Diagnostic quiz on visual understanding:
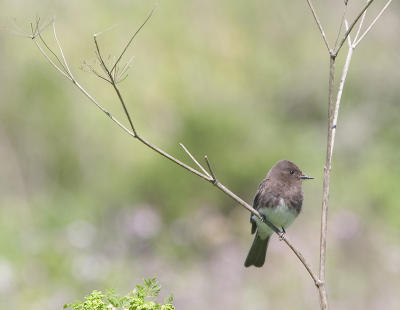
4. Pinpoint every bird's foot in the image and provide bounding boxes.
[261,215,282,236]
[261,214,268,223]
[278,227,286,241]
